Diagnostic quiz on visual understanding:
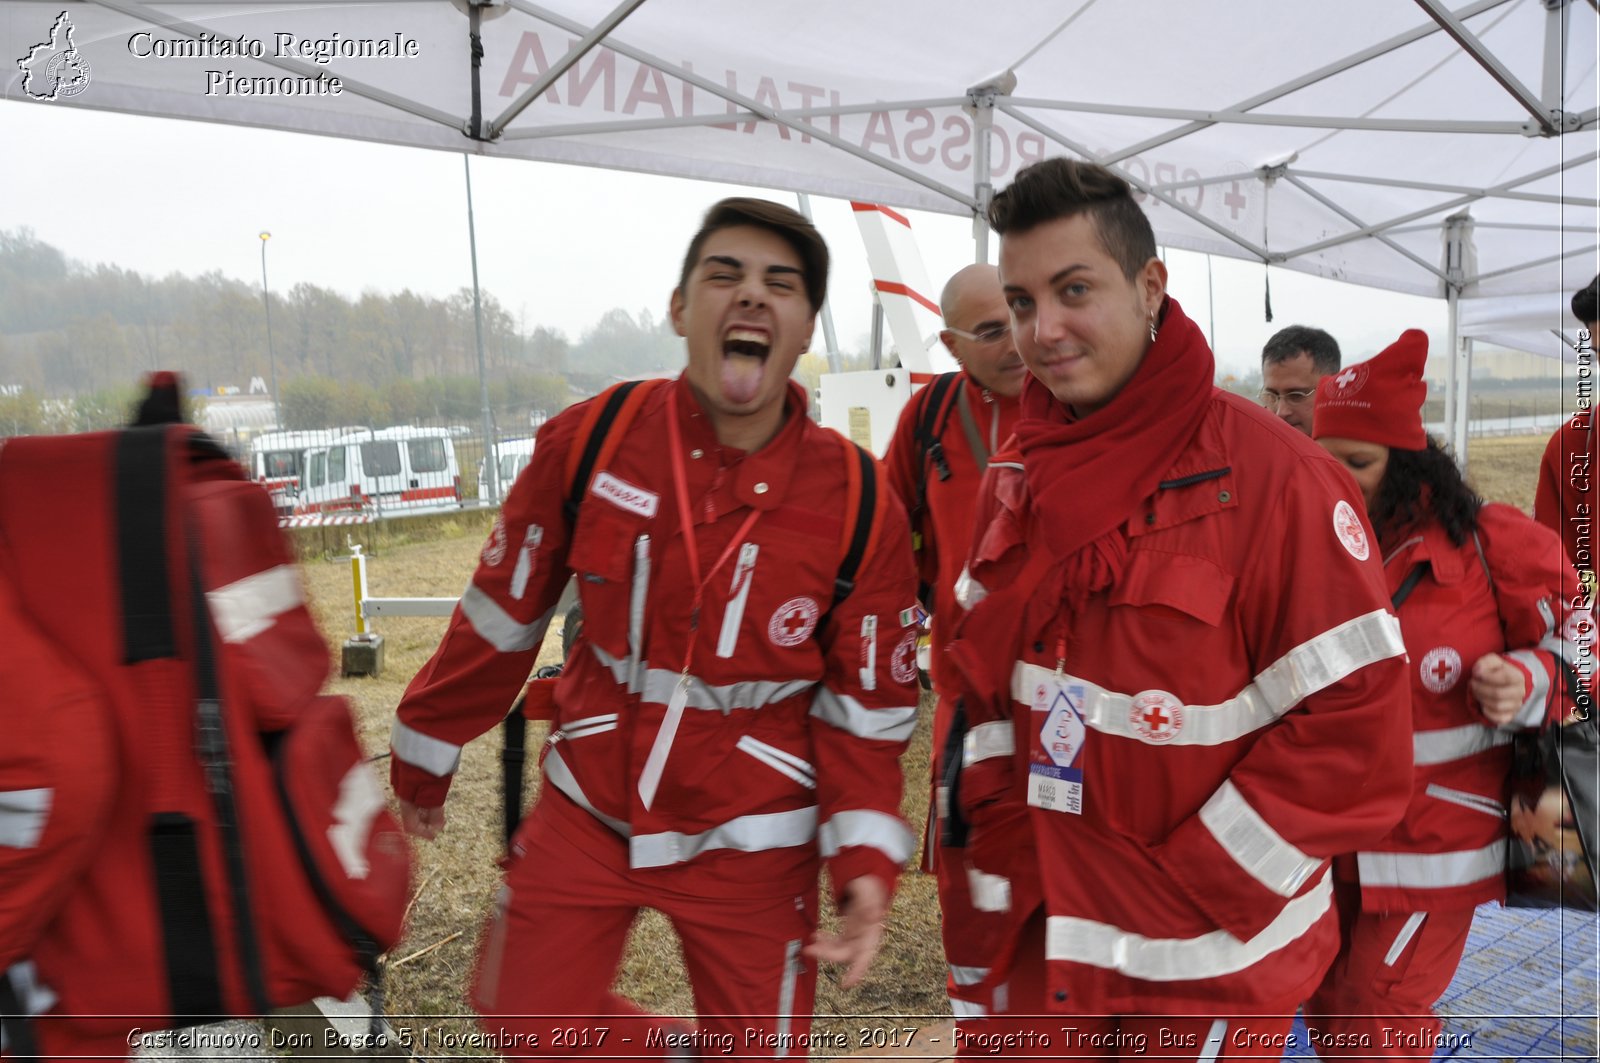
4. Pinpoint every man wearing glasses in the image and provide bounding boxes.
[884,263,1024,1025]
[1260,325,1342,436]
